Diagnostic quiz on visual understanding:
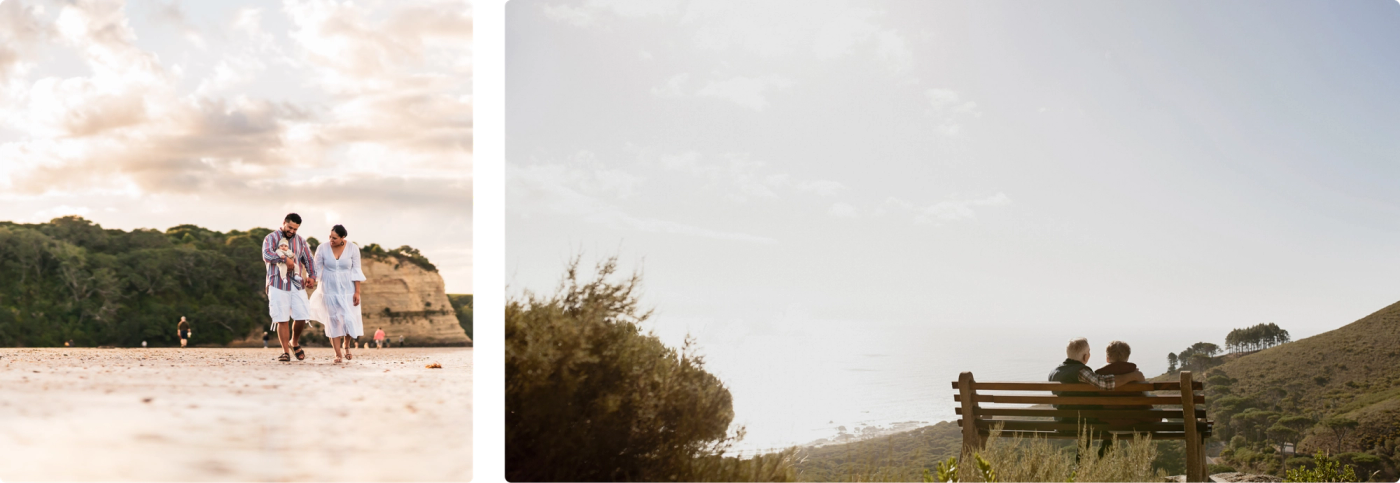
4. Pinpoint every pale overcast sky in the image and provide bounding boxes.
[507,0,1400,374]
[0,0,473,292]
